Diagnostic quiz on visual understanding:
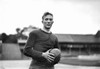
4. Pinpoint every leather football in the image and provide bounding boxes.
[46,48,61,66]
